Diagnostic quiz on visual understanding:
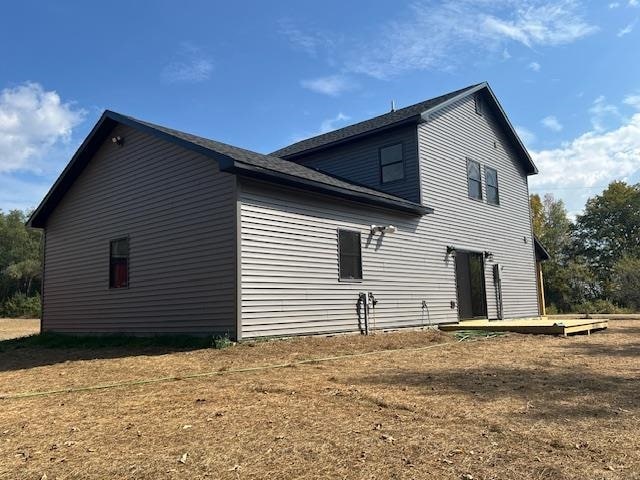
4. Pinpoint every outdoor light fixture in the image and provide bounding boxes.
[111,136,124,146]
[484,251,494,260]
[446,245,456,255]
[370,224,397,234]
